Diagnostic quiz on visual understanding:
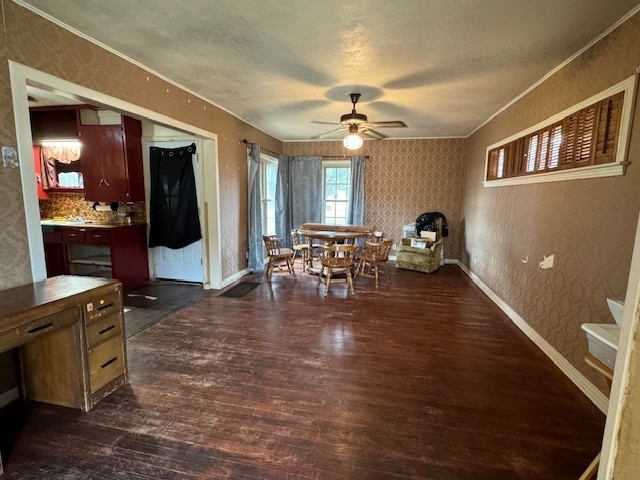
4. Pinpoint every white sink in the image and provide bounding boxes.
[581,323,620,370]
[580,298,625,369]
